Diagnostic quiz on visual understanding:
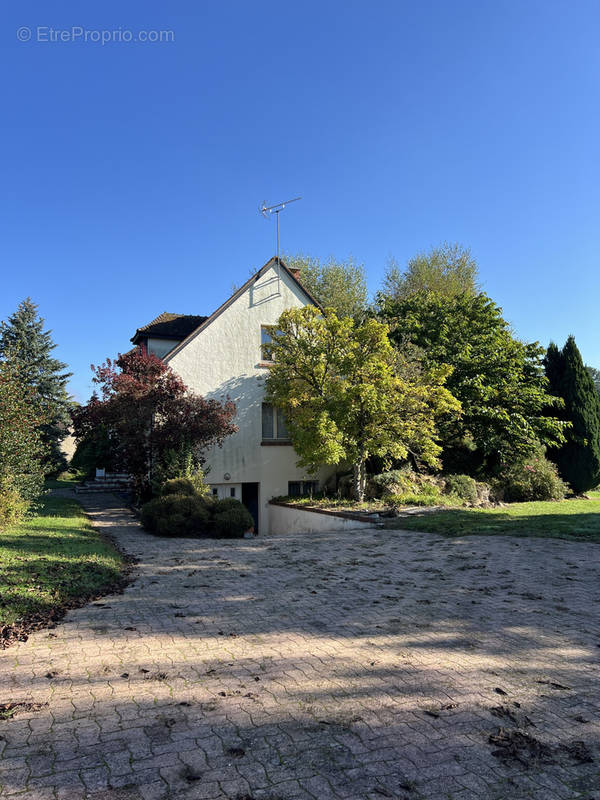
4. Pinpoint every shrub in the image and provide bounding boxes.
[370,466,442,498]
[443,474,478,504]
[498,456,568,502]
[153,462,209,498]
[161,477,197,496]
[212,504,254,538]
[140,493,210,537]
[213,497,243,513]
[140,492,252,538]
[382,488,442,507]
[0,477,29,530]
